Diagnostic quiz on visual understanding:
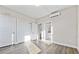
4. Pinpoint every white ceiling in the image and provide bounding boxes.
[4,5,72,19]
